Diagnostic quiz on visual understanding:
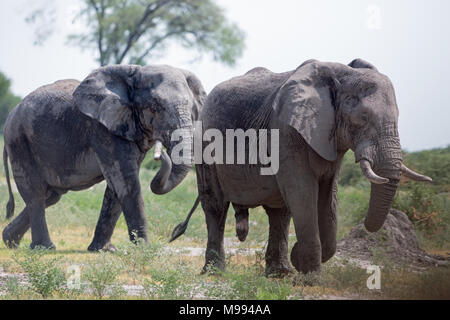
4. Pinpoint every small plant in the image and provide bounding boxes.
[12,247,66,299]
[117,236,163,282]
[216,264,293,300]
[5,277,25,299]
[84,253,123,299]
[143,260,195,300]
[319,260,369,293]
